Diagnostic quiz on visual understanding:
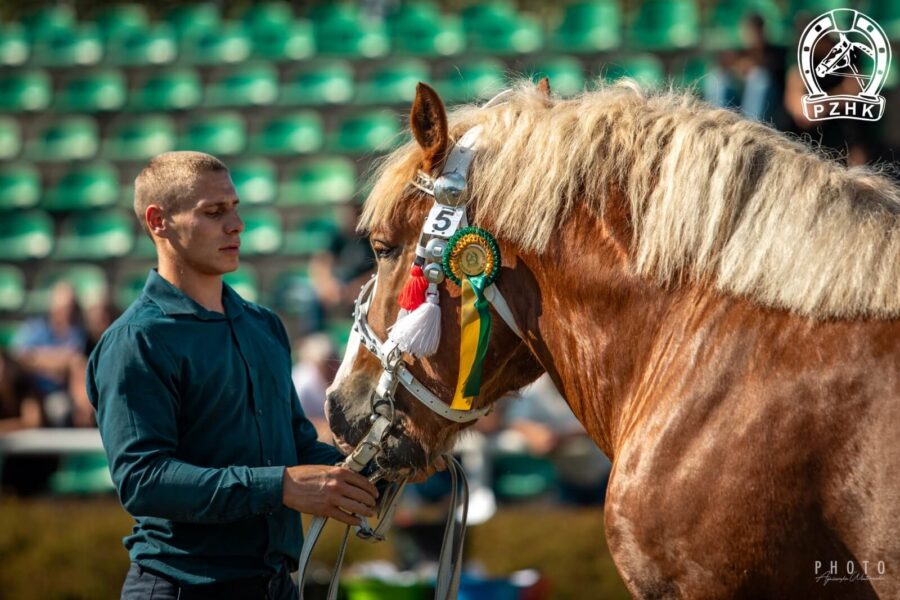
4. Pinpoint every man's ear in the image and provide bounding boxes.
[409,82,449,171]
[145,205,167,239]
